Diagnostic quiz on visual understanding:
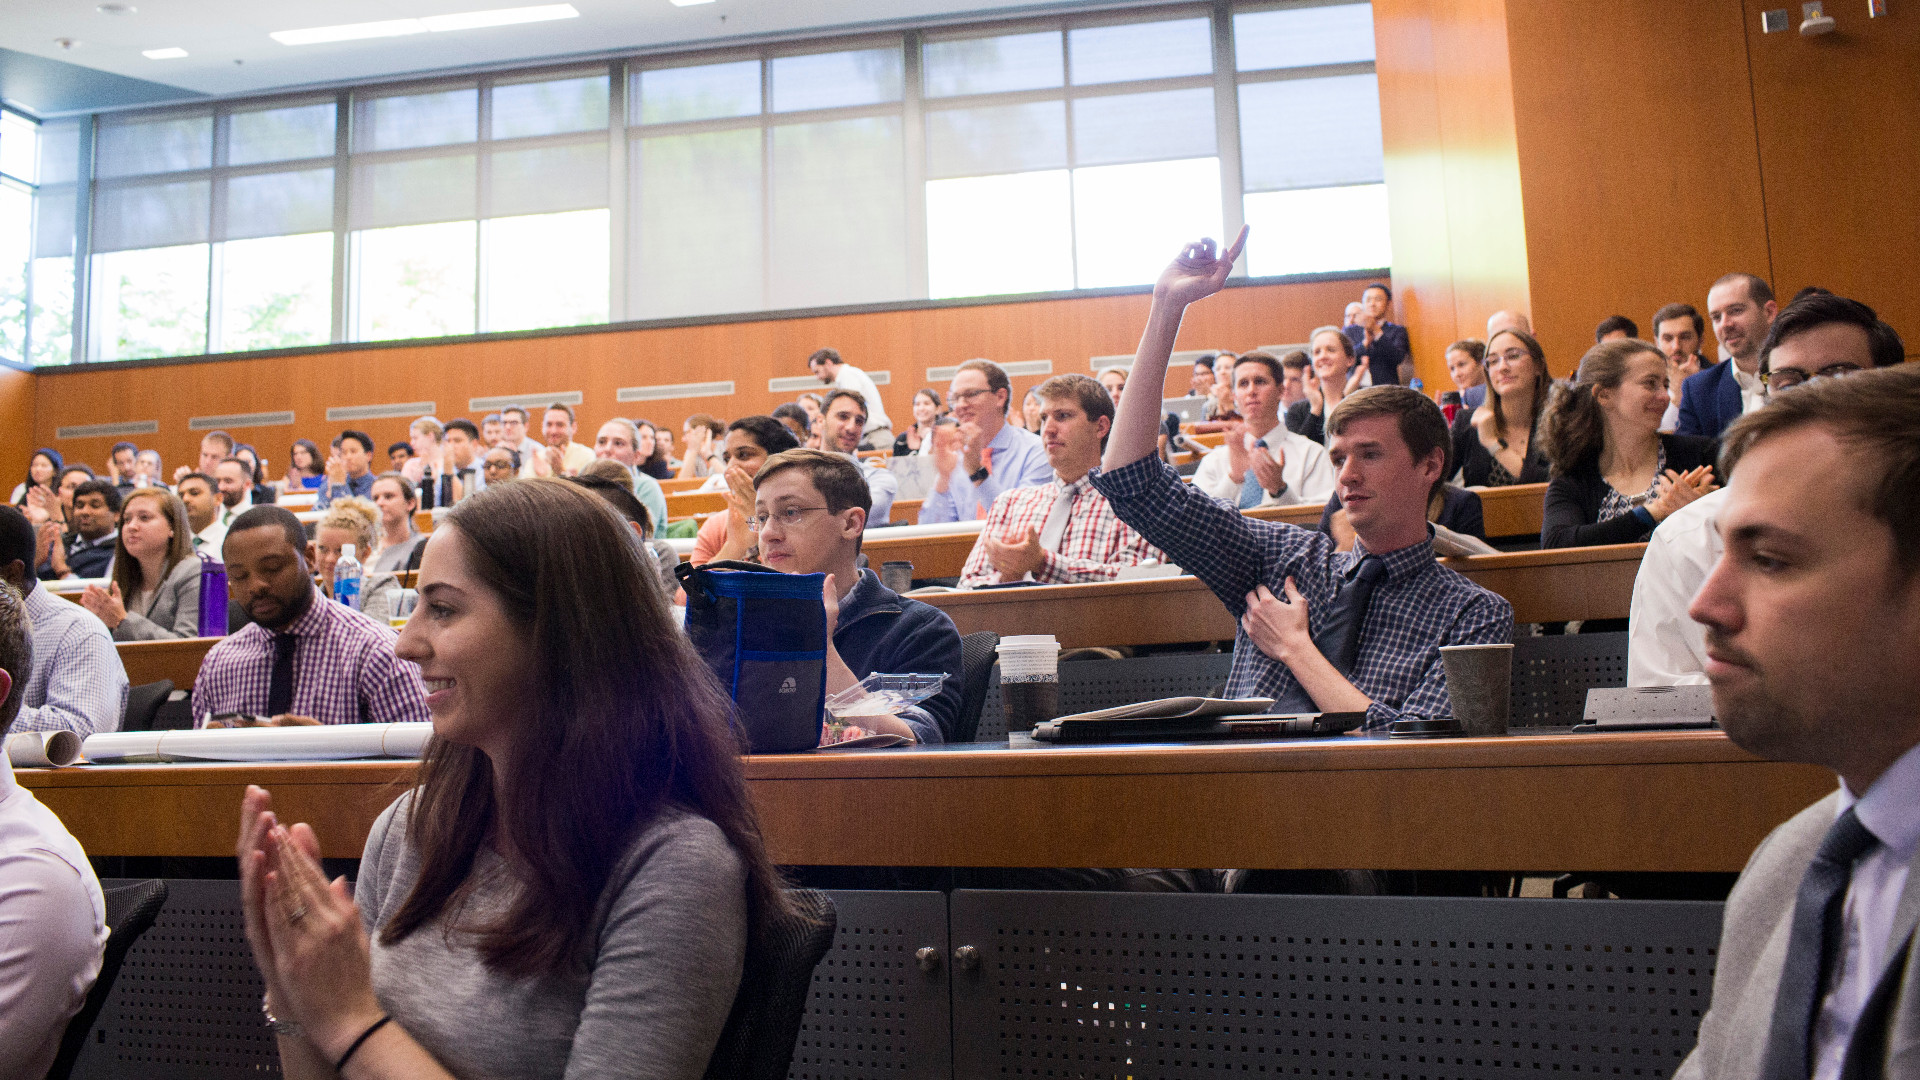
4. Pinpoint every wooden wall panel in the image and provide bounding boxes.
[0,366,34,490]
[32,277,1367,471]
[1504,0,1772,375]
[1741,1,1919,354]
